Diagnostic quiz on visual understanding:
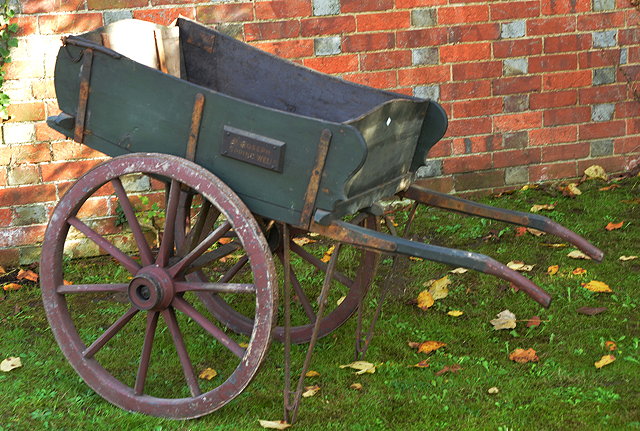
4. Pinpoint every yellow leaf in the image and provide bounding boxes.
[572,268,587,275]
[198,368,218,380]
[604,341,617,351]
[567,250,591,260]
[449,267,468,274]
[584,165,608,181]
[447,310,464,317]
[305,370,320,377]
[336,295,346,306]
[428,276,451,300]
[507,261,535,272]
[520,184,539,191]
[416,341,447,354]
[339,361,376,375]
[605,221,624,231]
[488,387,499,394]
[320,245,335,263]
[0,357,22,372]
[619,255,638,261]
[414,360,430,368]
[258,420,291,430]
[541,243,568,248]
[530,203,556,213]
[509,348,539,363]
[490,309,517,330]
[302,385,320,398]
[594,354,615,369]
[416,290,434,310]
[564,183,582,197]
[527,228,545,236]
[350,382,363,390]
[239,342,249,348]
[0,266,5,275]
[409,256,423,261]
[581,280,612,293]
[2,283,21,291]
[292,237,316,246]
[547,265,559,275]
